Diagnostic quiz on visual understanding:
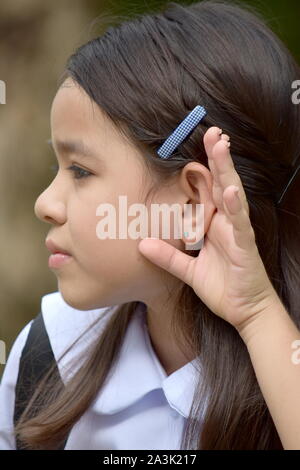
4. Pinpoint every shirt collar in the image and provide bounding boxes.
[93,302,199,418]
